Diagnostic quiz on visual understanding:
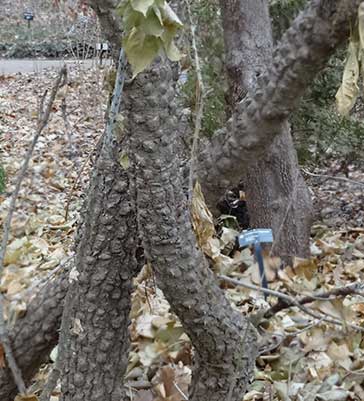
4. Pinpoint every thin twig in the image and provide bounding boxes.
[264,282,364,318]
[105,48,127,145]
[64,147,95,221]
[173,382,188,401]
[302,168,364,188]
[39,363,60,401]
[185,0,205,200]
[0,295,26,394]
[218,275,364,332]
[0,66,67,395]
